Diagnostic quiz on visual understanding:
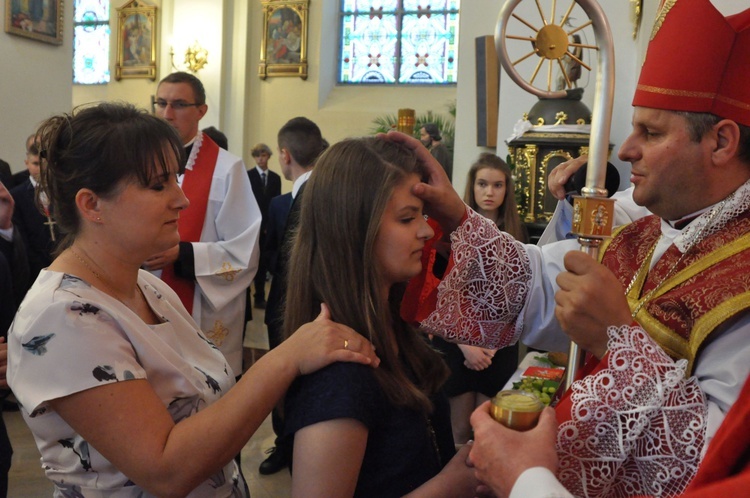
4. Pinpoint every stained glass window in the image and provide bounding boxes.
[73,0,110,85]
[340,0,459,85]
